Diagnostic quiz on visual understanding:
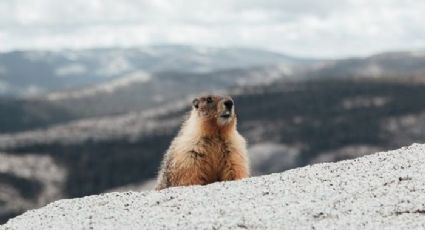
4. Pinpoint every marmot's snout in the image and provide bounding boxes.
[220,99,234,119]
[224,99,233,110]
